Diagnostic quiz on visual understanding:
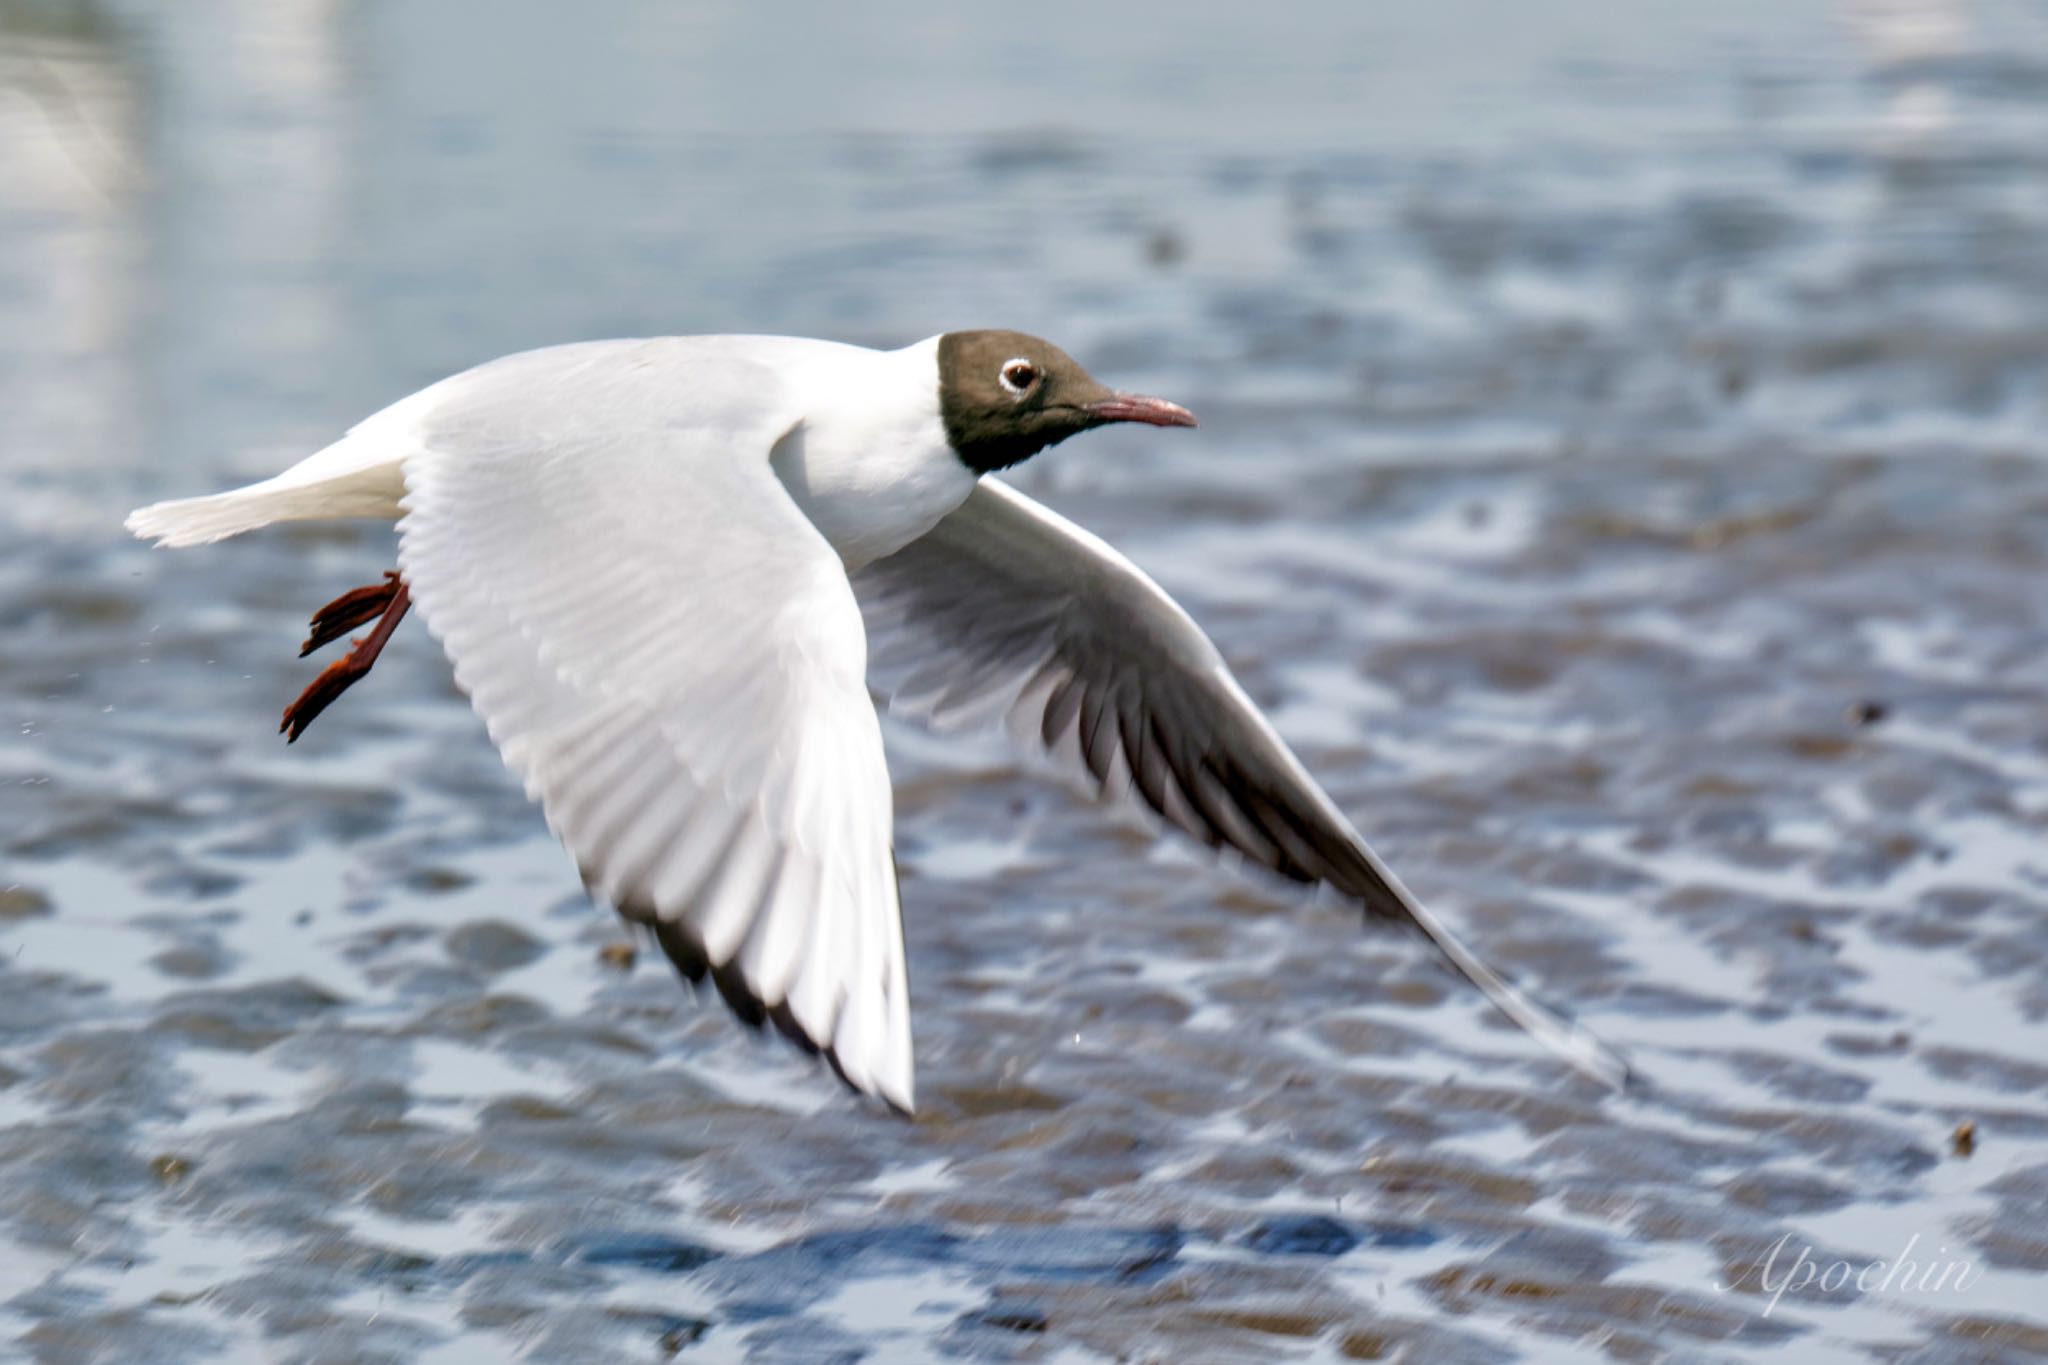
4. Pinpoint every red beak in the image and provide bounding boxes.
[1085,392,1198,428]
